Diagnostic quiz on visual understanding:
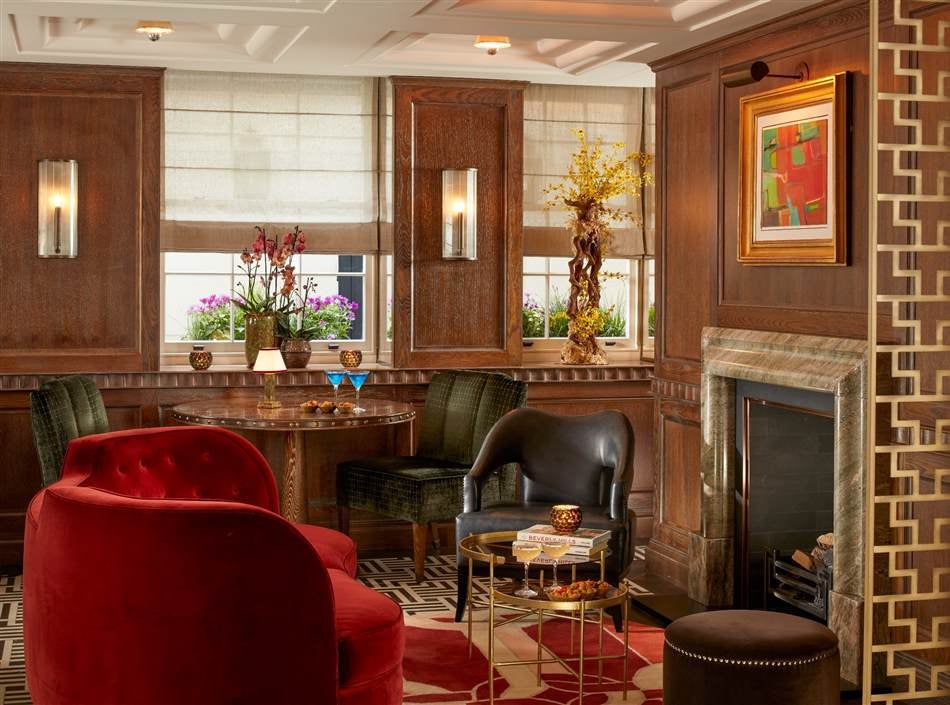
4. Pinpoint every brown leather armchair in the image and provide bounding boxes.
[455,407,634,626]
